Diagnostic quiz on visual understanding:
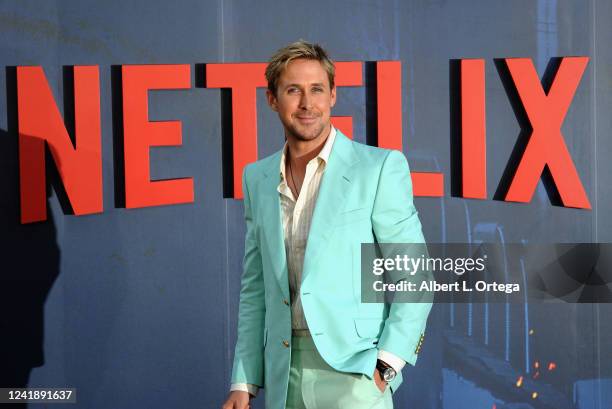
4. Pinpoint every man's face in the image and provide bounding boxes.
[267,58,336,142]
